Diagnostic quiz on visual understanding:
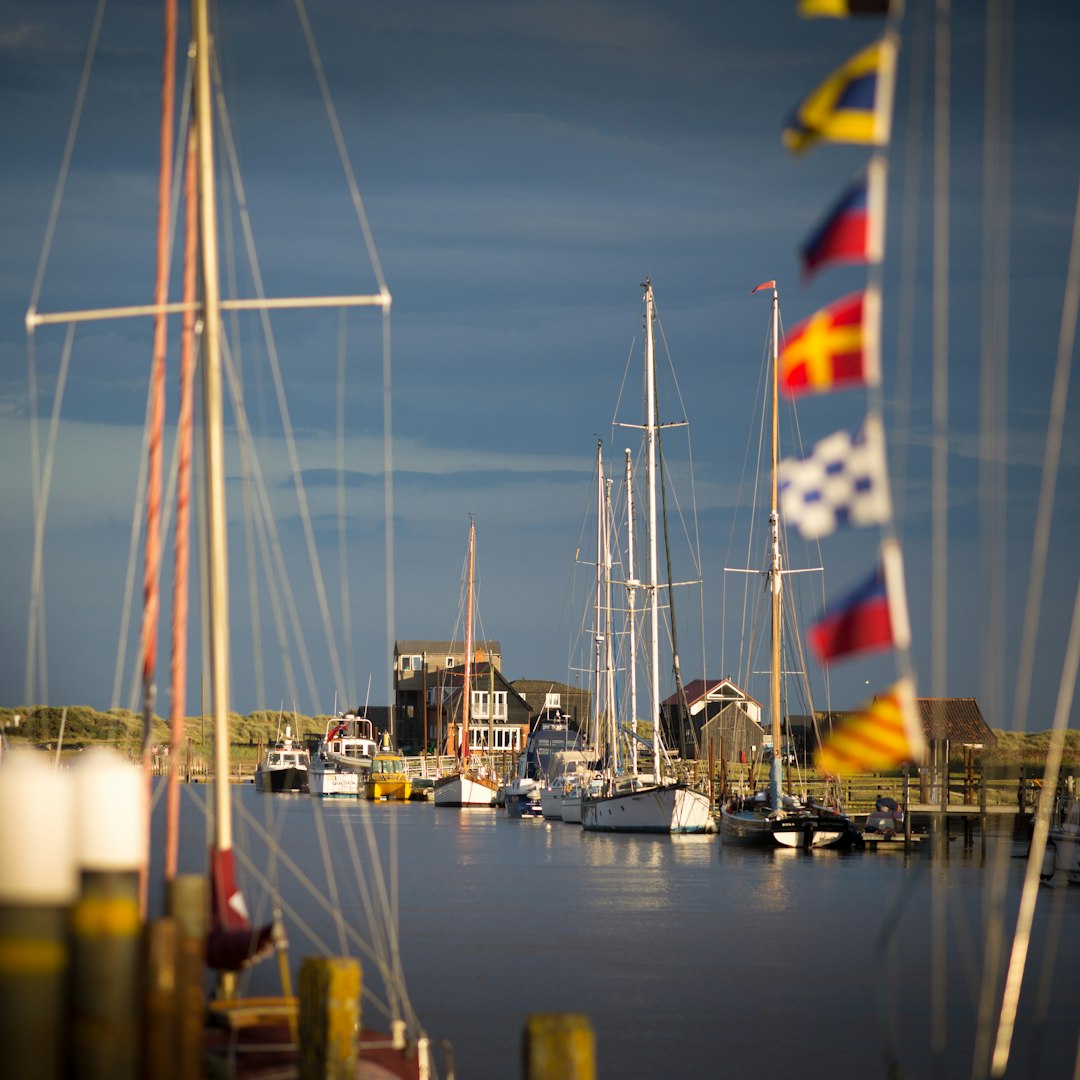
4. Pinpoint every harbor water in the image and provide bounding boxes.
[152,783,1080,1078]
